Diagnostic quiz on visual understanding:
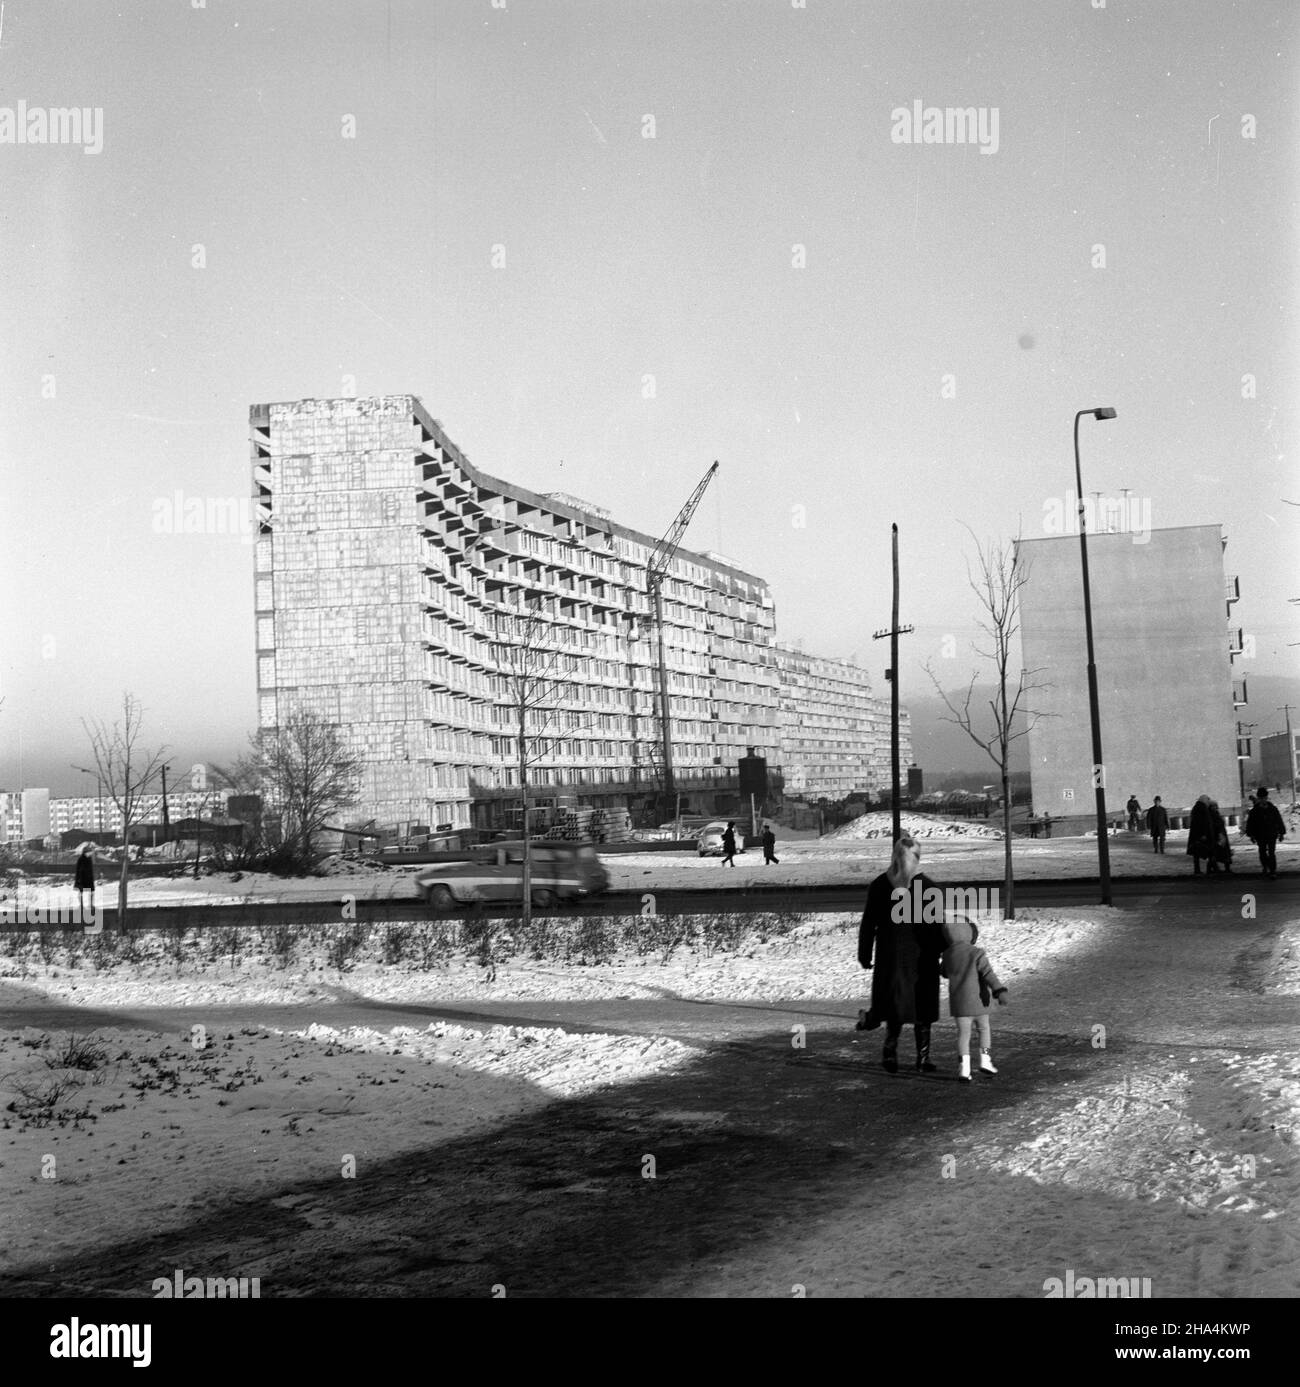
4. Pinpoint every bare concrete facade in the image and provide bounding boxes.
[252,396,788,831]
[1017,524,1242,819]
[774,646,912,800]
